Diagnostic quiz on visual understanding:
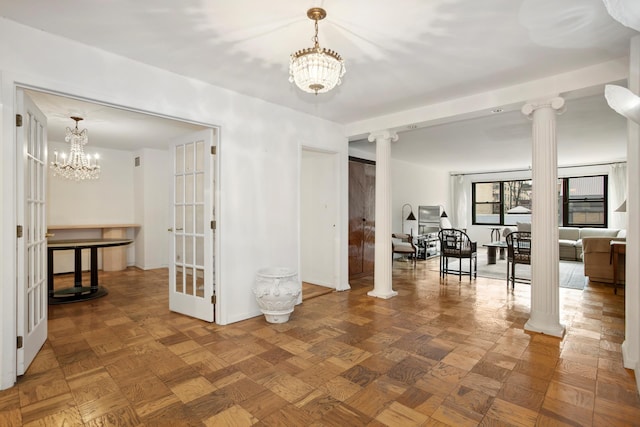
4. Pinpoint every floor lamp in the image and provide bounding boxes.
[402,203,416,236]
